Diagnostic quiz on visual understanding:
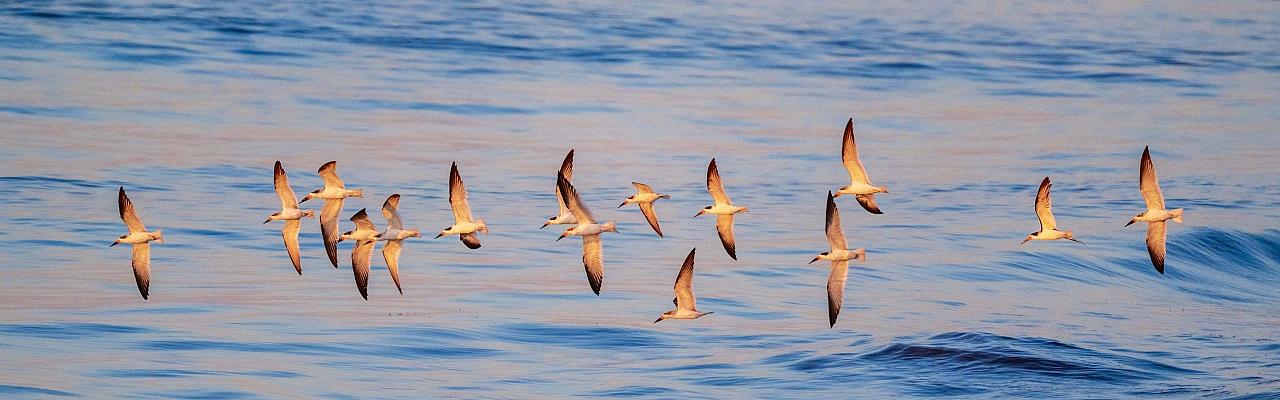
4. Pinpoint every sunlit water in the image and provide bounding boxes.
[2,1,1279,398]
